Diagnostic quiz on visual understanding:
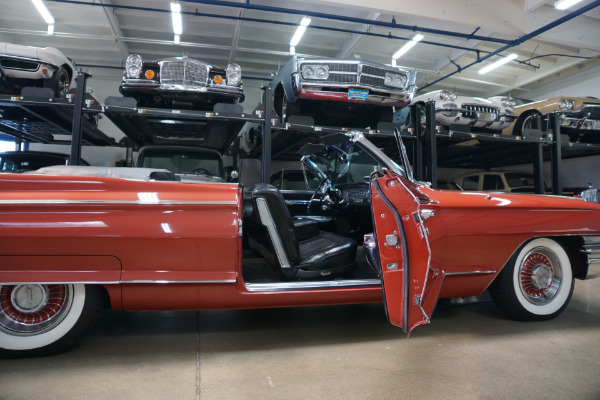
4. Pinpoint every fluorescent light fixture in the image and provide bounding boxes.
[47,23,54,35]
[290,46,296,55]
[174,34,180,44]
[290,17,311,47]
[171,2,182,35]
[478,53,518,75]
[554,0,584,10]
[392,33,424,60]
[31,0,55,25]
